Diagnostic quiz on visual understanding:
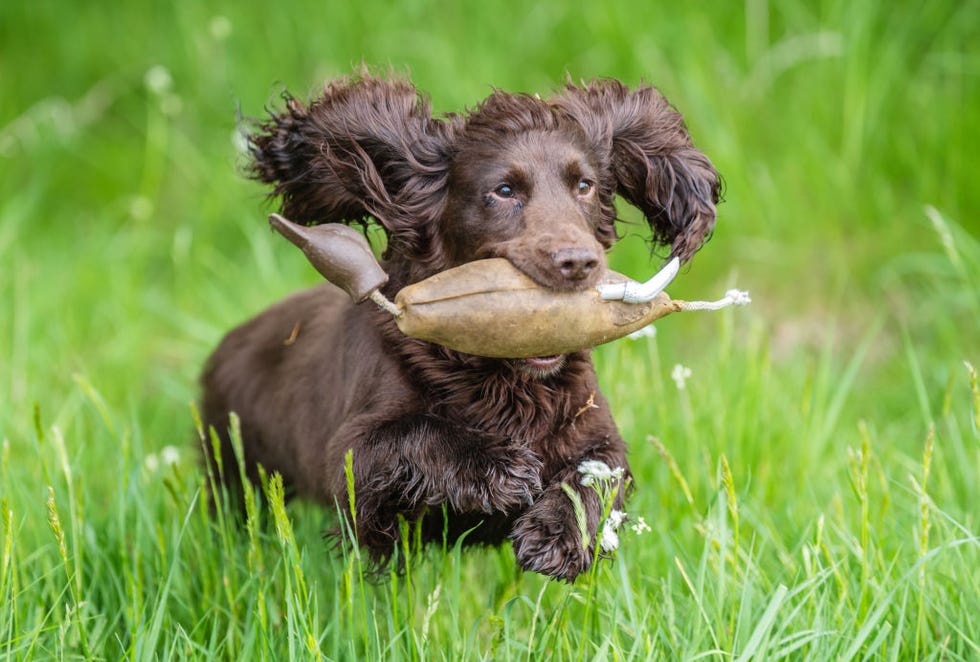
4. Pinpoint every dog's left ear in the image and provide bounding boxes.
[553,80,721,263]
